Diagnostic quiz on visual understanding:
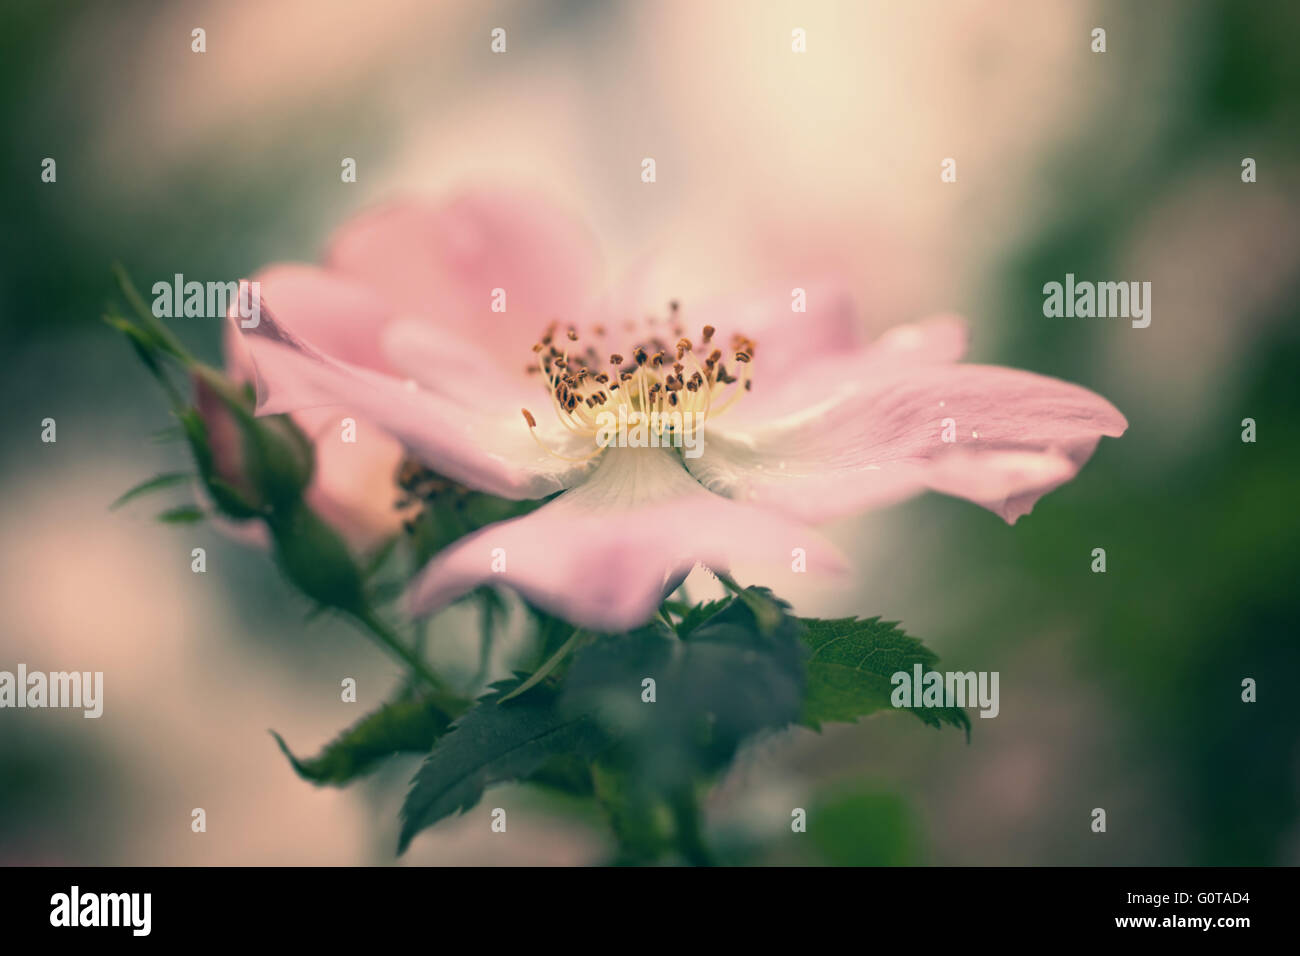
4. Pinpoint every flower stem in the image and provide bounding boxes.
[354,609,465,715]
[668,786,715,867]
